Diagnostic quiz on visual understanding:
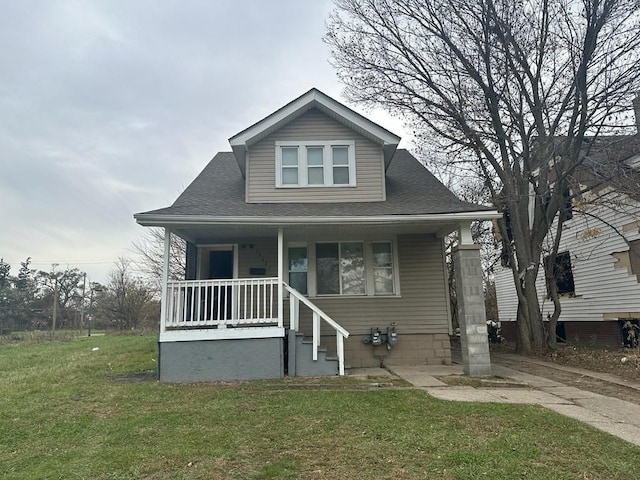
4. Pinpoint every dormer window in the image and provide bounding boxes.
[276,140,356,187]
